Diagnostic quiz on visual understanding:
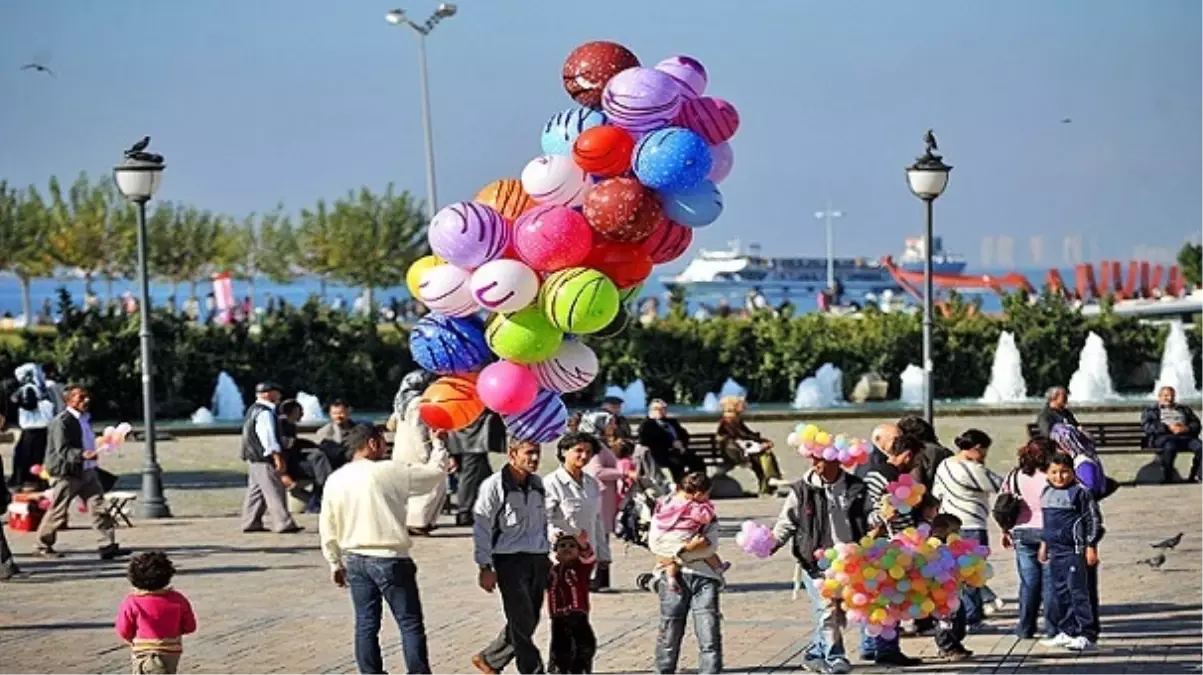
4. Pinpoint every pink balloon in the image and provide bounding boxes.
[707,142,734,183]
[512,204,594,272]
[675,97,740,145]
[822,447,839,461]
[476,361,539,415]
